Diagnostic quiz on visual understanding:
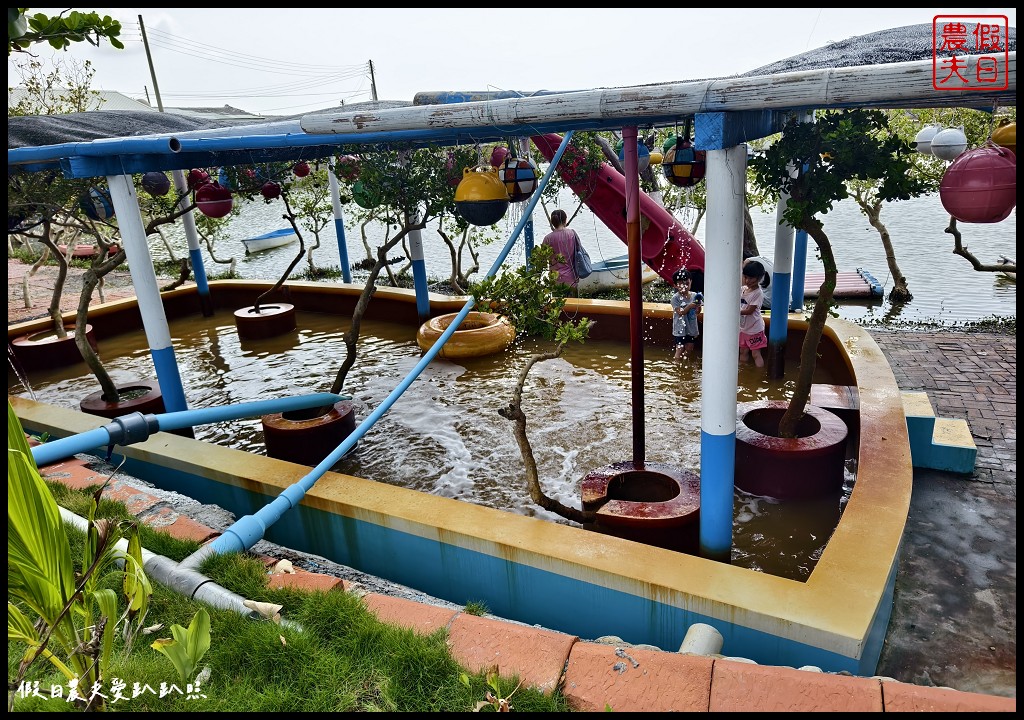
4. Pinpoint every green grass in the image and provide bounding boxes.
[9,483,571,712]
